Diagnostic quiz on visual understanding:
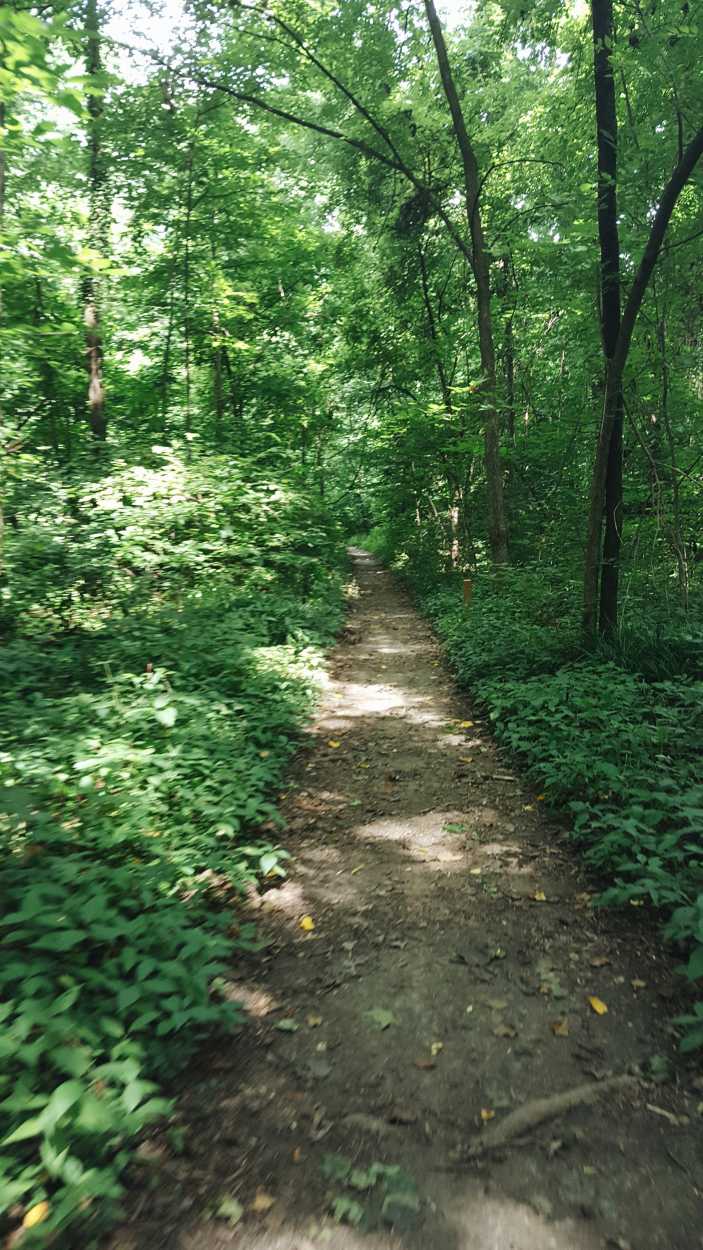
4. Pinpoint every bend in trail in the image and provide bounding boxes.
[113,551,701,1250]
